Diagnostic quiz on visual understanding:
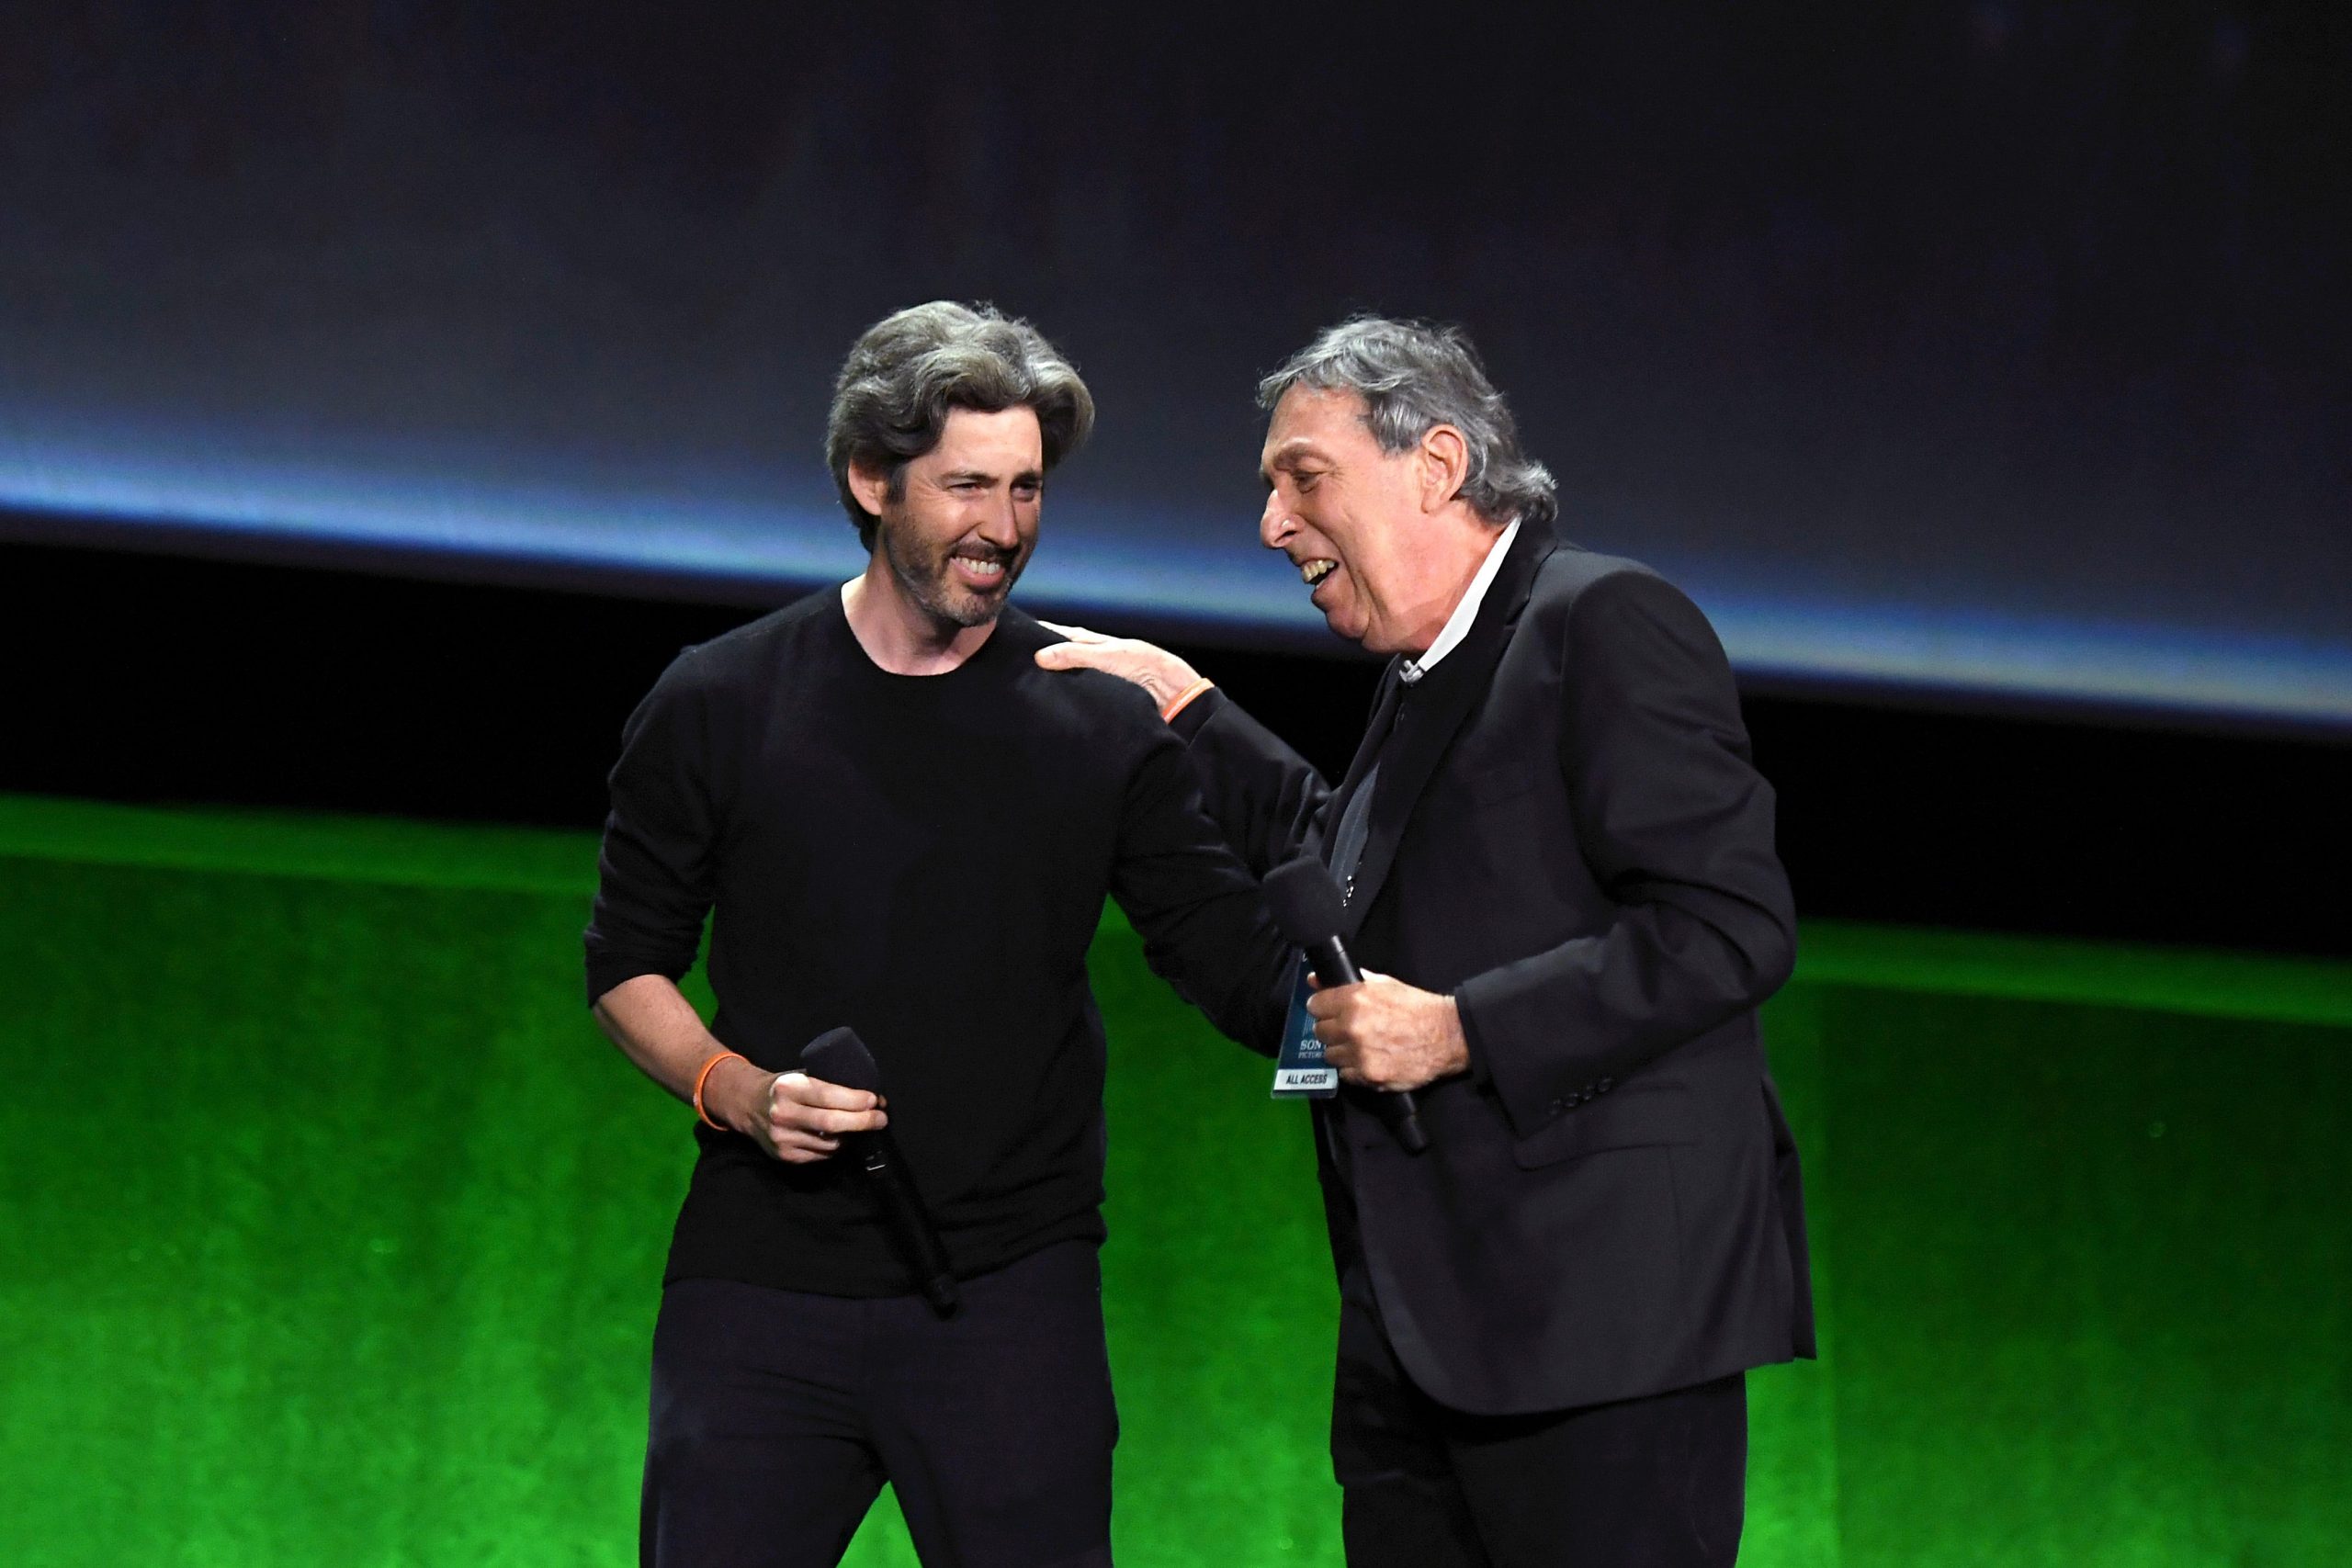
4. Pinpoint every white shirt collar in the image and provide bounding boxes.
[1399,519,1521,685]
